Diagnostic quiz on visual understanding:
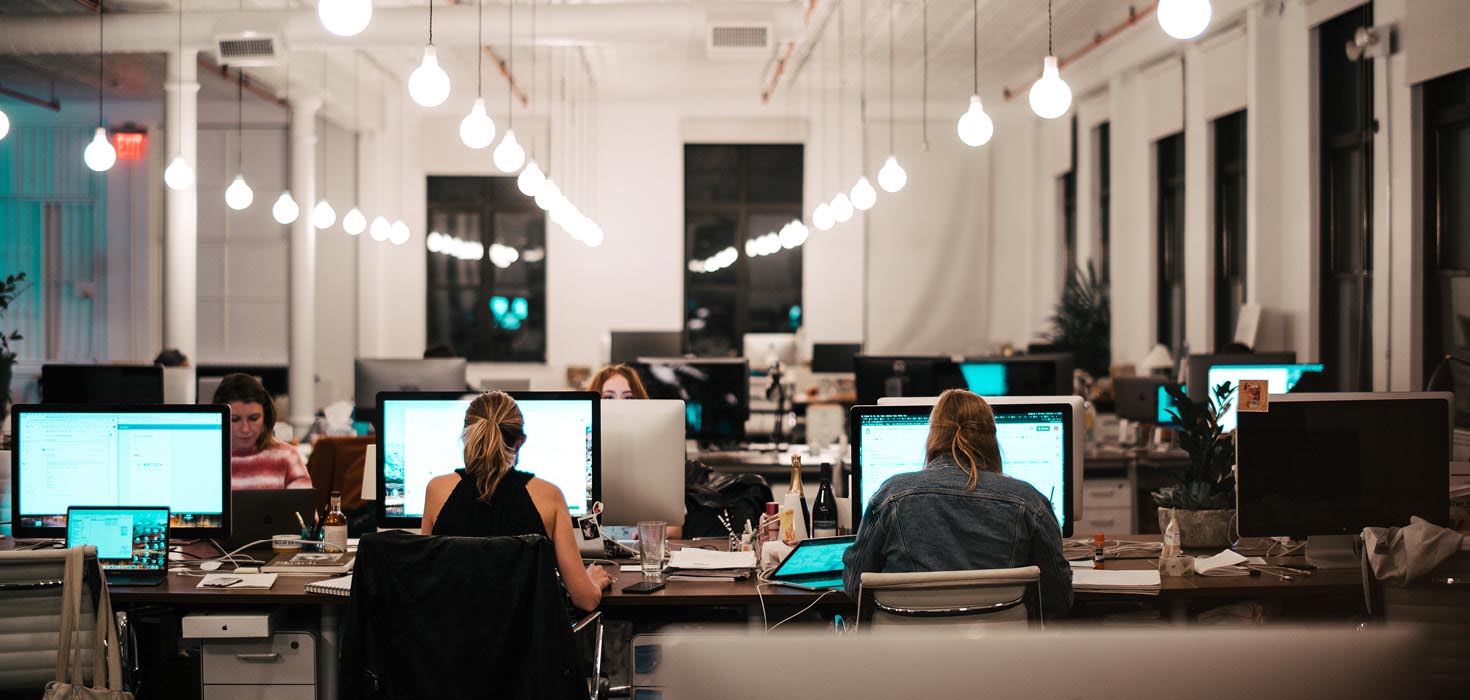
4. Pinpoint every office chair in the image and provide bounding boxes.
[0,547,106,691]
[1425,350,1470,428]
[304,435,377,533]
[857,566,1042,631]
[1362,543,1470,699]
